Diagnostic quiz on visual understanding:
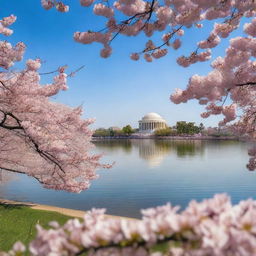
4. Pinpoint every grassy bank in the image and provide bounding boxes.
[0,203,73,251]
